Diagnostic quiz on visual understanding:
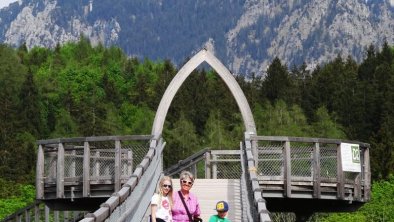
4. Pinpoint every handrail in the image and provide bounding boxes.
[251,135,370,148]
[239,143,254,222]
[37,135,153,145]
[1,201,85,222]
[252,135,371,202]
[1,201,41,222]
[36,135,152,201]
[243,138,272,222]
[80,137,165,222]
[164,148,209,176]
